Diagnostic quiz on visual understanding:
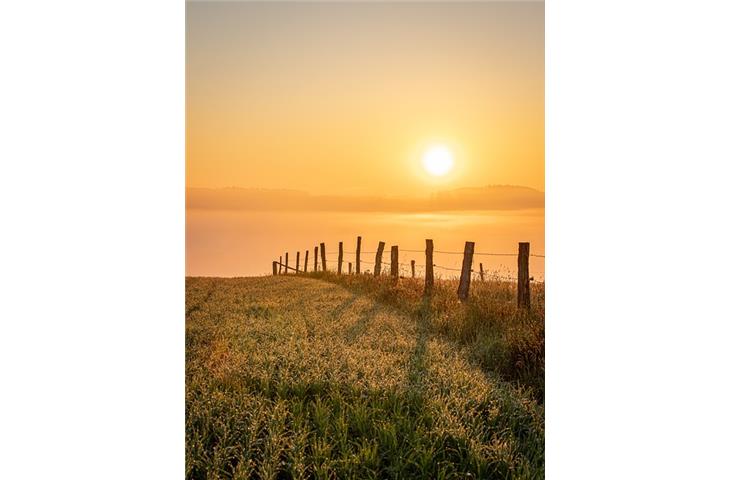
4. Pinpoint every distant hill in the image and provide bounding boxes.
[186,185,543,212]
